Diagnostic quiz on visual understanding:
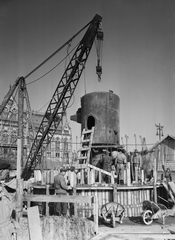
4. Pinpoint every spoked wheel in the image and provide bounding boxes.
[101,202,114,223]
[101,202,125,228]
[142,210,153,225]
